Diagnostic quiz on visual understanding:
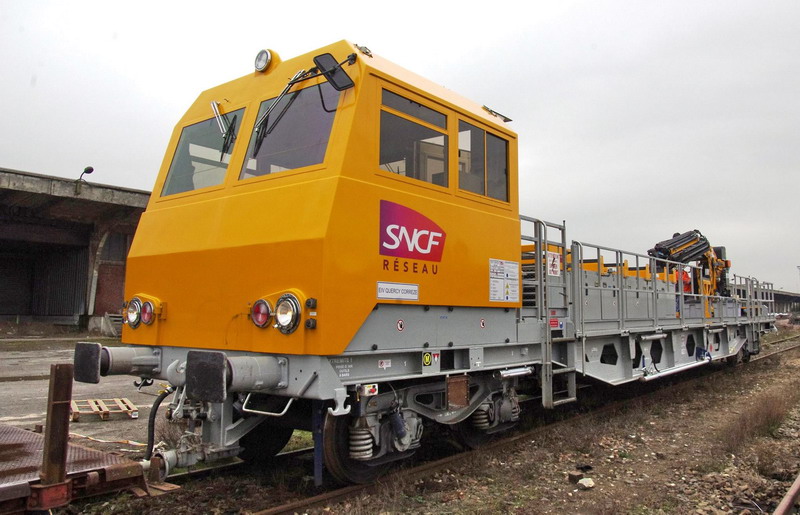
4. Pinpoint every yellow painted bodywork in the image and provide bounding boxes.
[123,41,519,356]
